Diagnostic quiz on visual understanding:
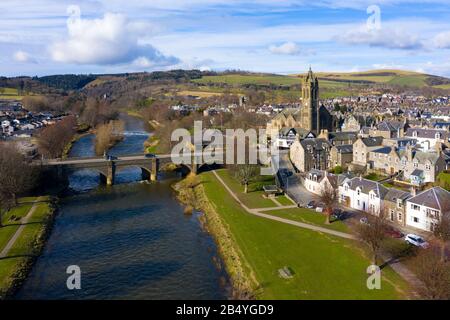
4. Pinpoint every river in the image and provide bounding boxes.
[16,114,228,300]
